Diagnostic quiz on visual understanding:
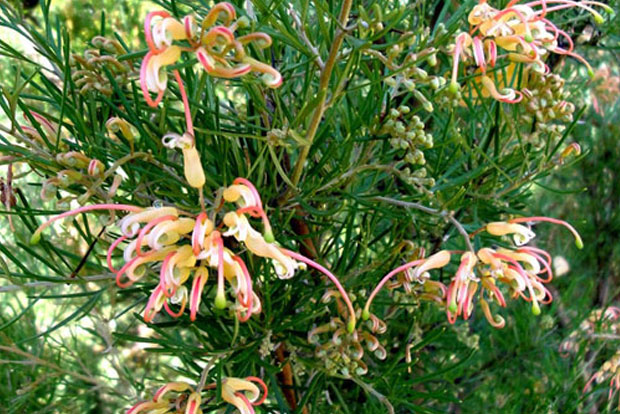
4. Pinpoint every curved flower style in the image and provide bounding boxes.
[140,3,282,108]
[450,0,613,103]
[363,215,581,329]
[29,178,356,330]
